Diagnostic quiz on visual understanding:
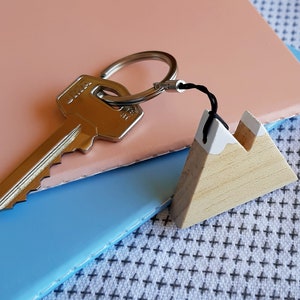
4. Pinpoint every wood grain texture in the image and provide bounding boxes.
[171,112,297,228]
